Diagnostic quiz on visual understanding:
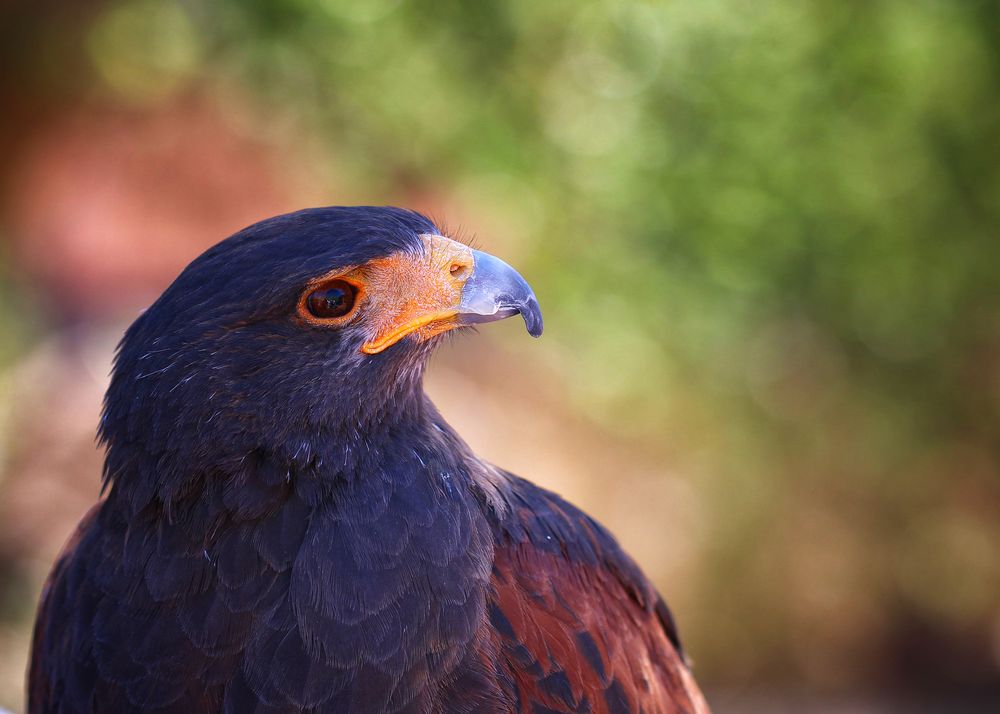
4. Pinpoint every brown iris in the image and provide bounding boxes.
[306,280,357,319]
